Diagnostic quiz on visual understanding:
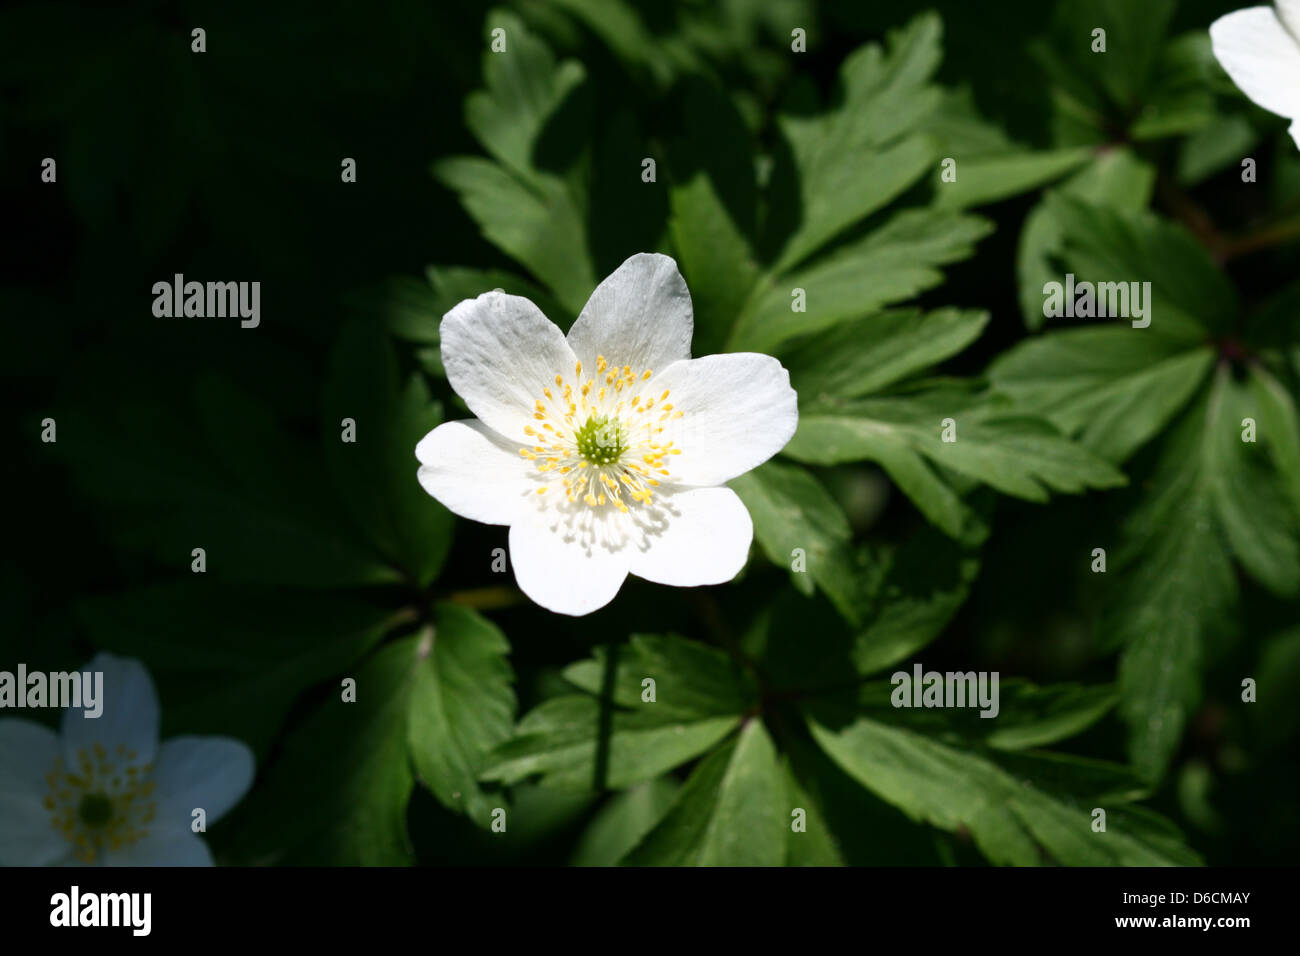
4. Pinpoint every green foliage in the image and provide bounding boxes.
[16,0,1300,869]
